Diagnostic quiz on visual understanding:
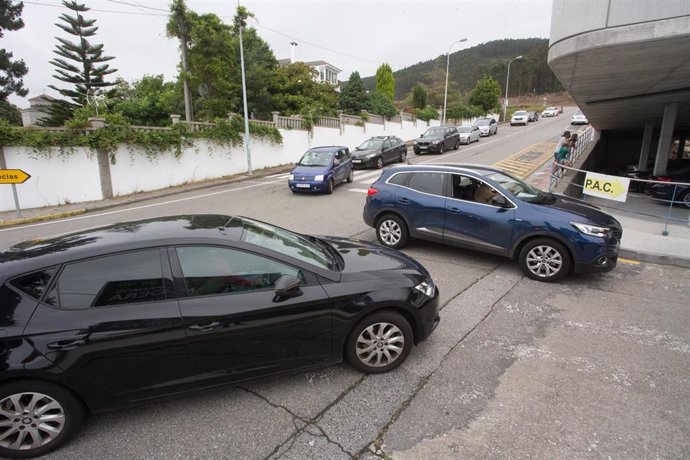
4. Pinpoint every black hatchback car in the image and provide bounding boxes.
[351,136,408,169]
[0,215,439,458]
